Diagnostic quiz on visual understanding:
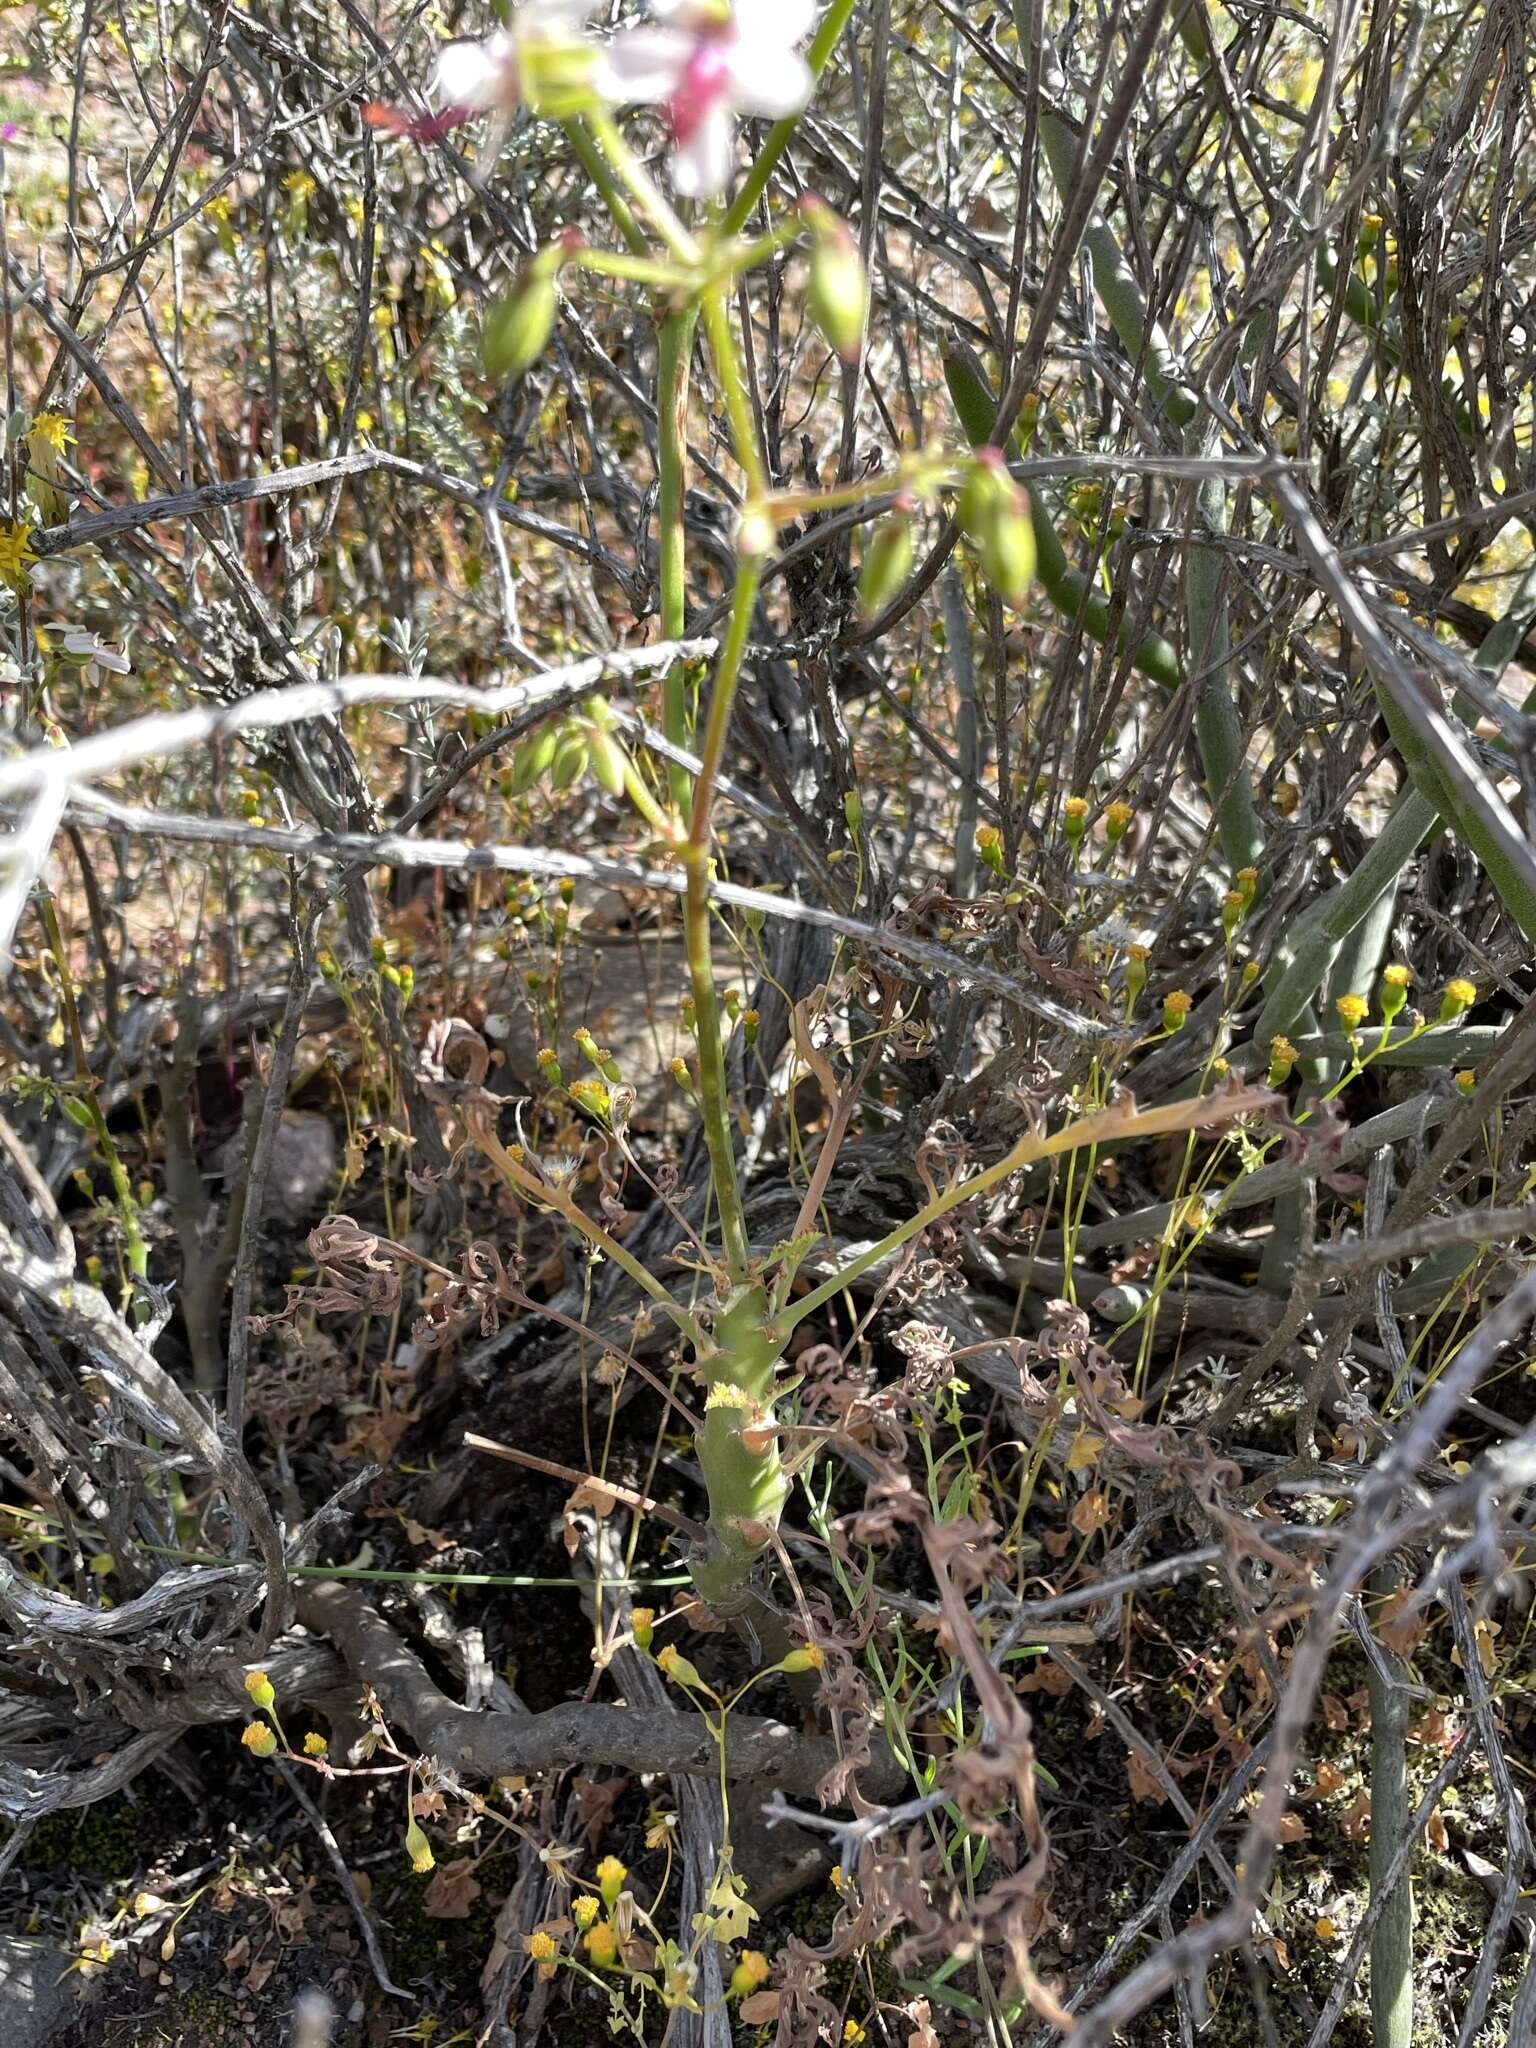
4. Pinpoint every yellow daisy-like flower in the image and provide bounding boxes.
[31,412,74,456]
[0,520,38,587]
[1381,963,1412,987]
[1440,978,1477,1022]
[528,1929,559,1962]
[573,1894,600,1930]
[1335,993,1369,1032]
